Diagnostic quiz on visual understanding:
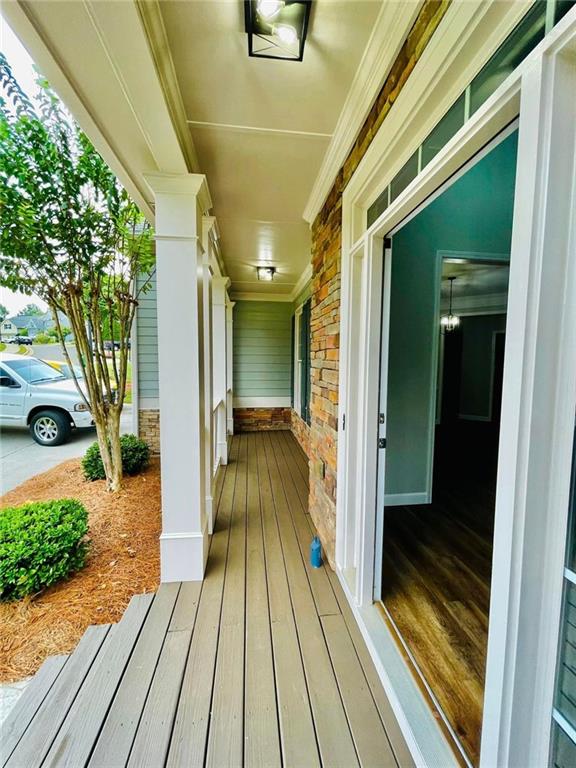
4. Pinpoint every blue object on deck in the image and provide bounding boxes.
[310,536,322,568]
